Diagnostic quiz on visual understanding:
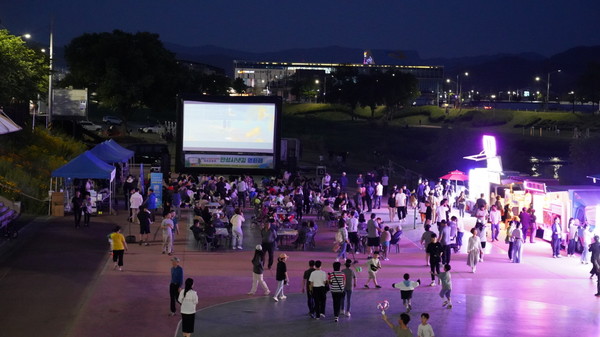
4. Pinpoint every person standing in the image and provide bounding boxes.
[341,259,356,317]
[511,222,524,263]
[178,278,198,337]
[261,219,278,269]
[82,195,93,227]
[301,260,316,318]
[427,234,443,285]
[169,257,183,316]
[328,261,346,322]
[129,188,143,224]
[519,208,531,244]
[248,245,270,296]
[161,211,175,255]
[456,192,466,218]
[237,177,248,208]
[366,214,382,254]
[309,260,328,319]
[417,313,435,337]
[566,218,578,257]
[230,208,245,250]
[489,205,502,242]
[71,190,83,228]
[581,223,592,265]
[420,225,435,266]
[551,216,563,258]
[505,221,517,260]
[375,182,384,209]
[476,221,488,262]
[110,225,128,271]
[336,213,350,262]
[364,251,382,288]
[589,236,600,296]
[438,220,452,265]
[395,189,407,222]
[382,312,413,337]
[137,206,152,246]
[528,209,538,243]
[146,189,157,222]
[273,253,289,302]
[347,211,360,254]
[467,228,482,273]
